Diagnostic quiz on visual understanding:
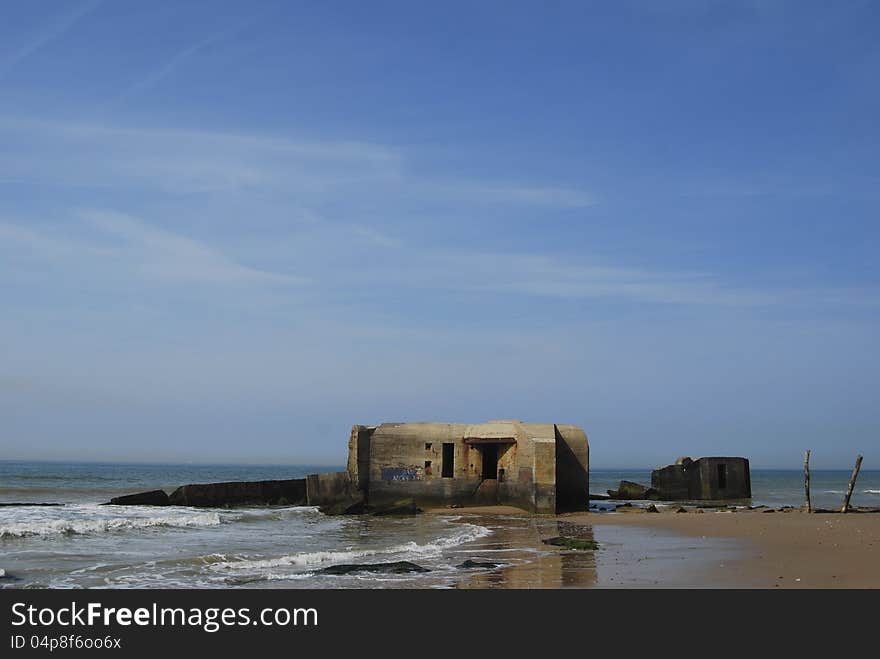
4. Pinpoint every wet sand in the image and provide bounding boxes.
[572,508,880,588]
[430,506,880,588]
